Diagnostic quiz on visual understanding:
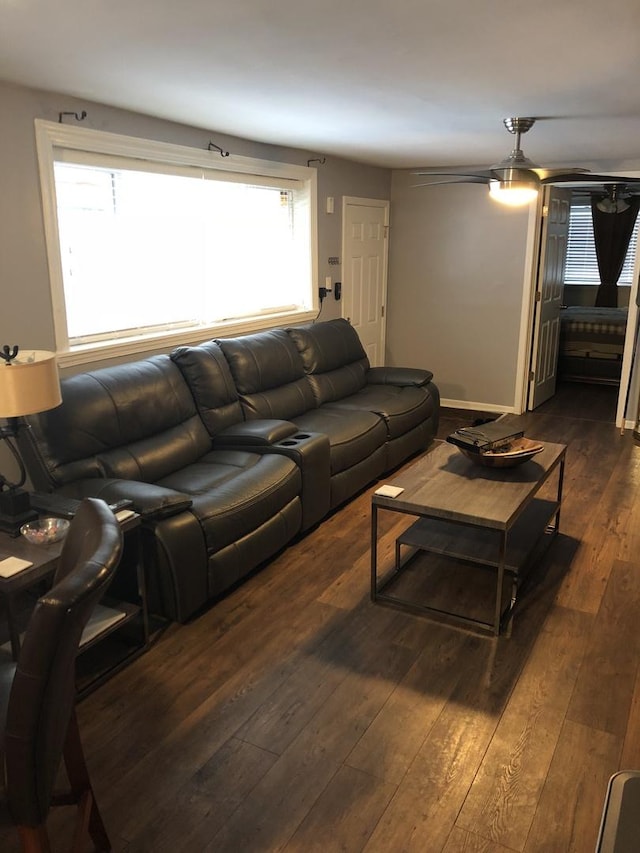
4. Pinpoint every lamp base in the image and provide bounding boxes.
[0,488,38,537]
